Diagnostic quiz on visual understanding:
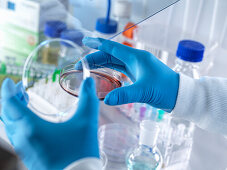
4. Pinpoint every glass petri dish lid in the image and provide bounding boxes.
[22,38,88,122]
[98,123,139,163]
[59,61,123,100]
